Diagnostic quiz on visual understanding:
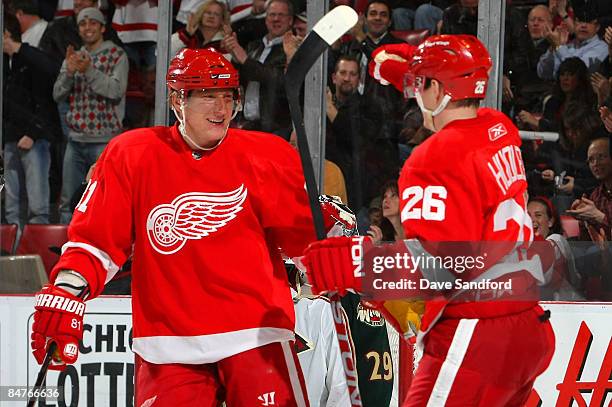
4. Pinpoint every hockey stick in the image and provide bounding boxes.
[27,342,57,407]
[284,6,362,406]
